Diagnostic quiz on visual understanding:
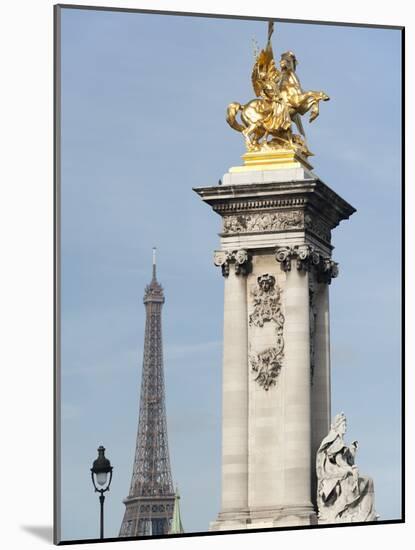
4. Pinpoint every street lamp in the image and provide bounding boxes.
[91,446,113,539]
